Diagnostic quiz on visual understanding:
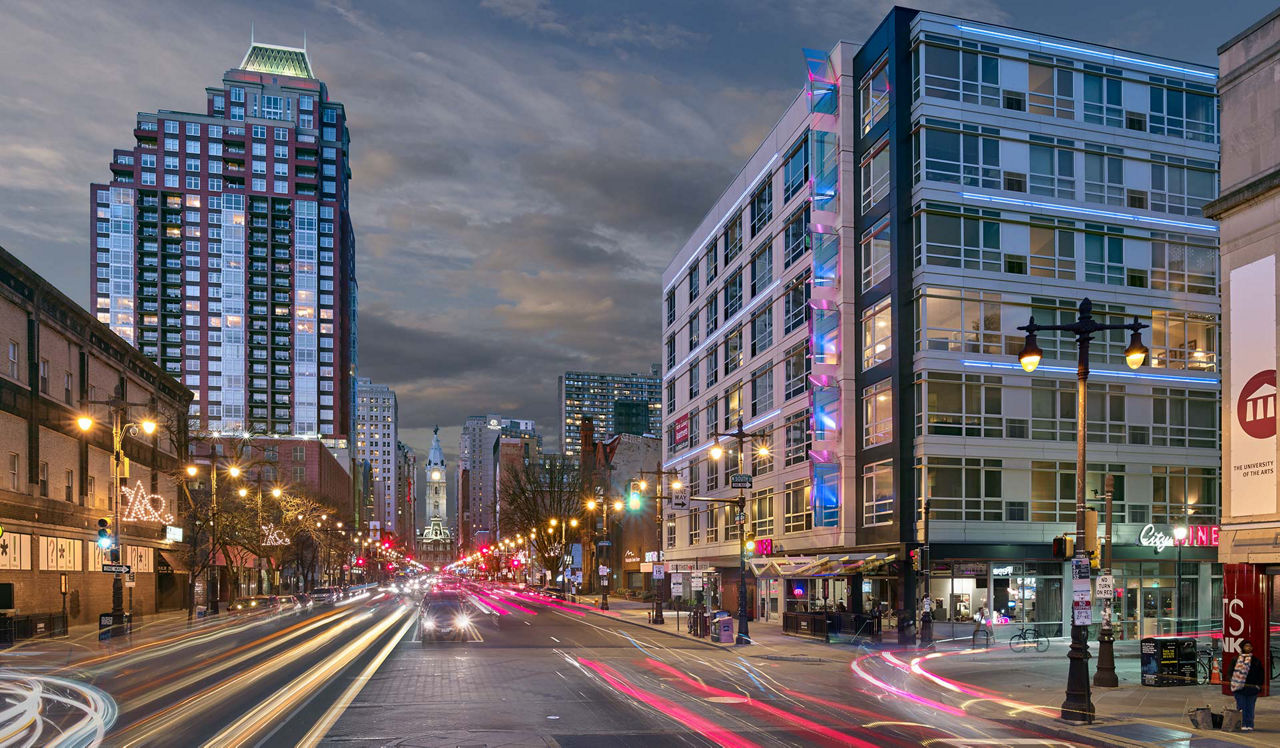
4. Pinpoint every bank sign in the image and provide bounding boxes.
[1222,564,1270,697]
[1228,255,1277,516]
